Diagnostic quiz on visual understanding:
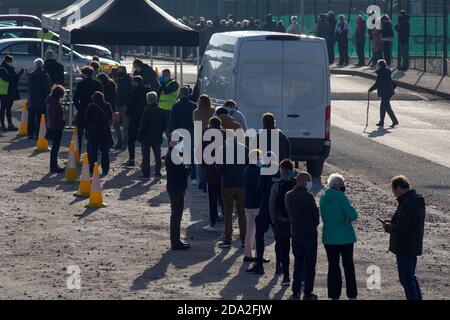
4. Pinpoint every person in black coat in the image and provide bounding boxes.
[369,59,399,128]
[166,141,191,250]
[27,58,51,139]
[114,66,132,148]
[382,175,425,300]
[285,171,320,300]
[381,15,394,67]
[263,14,277,32]
[395,11,411,71]
[73,66,103,154]
[85,91,113,175]
[326,11,337,65]
[132,59,160,92]
[98,73,119,148]
[125,76,148,166]
[257,113,291,162]
[44,50,64,86]
[137,91,166,179]
[0,55,23,131]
